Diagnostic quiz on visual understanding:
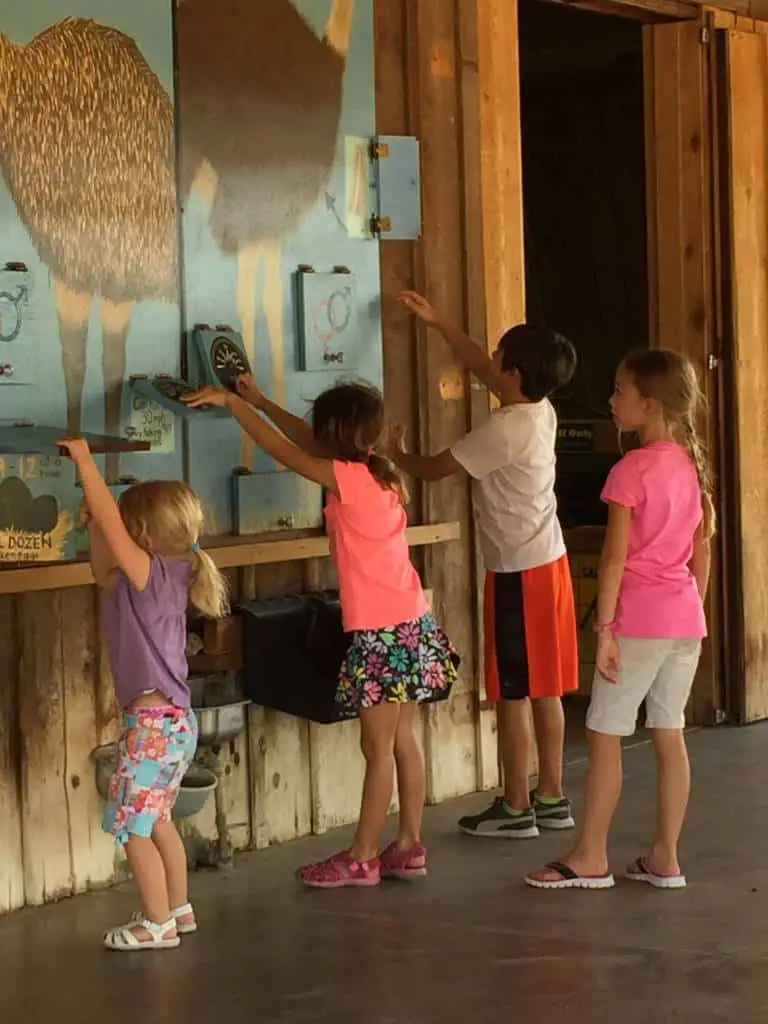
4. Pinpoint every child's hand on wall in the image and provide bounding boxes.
[235,374,265,408]
[386,423,408,459]
[79,499,93,526]
[58,437,92,463]
[399,291,441,328]
[182,386,232,409]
